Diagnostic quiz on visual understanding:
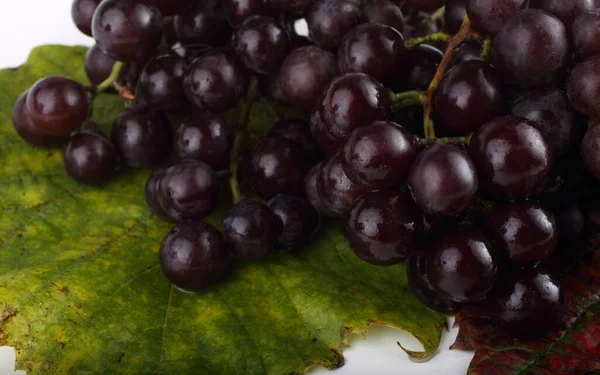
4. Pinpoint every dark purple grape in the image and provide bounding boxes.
[469,116,555,201]
[278,46,338,111]
[345,190,423,266]
[408,144,478,217]
[222,199,282,260]
[63,129,118,185]
[337,23,407,86]
[511,88,581,156]
[399,44,443,91]
[304,162,338,217]
[434,60,506,136]
[556,201,585,242]
[26,76,89,136]
[111,104,173,168]
[306,0,364,50]
[175,113,233,171]
[446,0,467,34]
[139,55,188,111]
[491,9,570,88]
[407,251,460,312]
[310,109,345,155]
[530,0,595,27]
[145,168,171,222]
[342,121,417,190]
[451,39,482,66]
[572,11,600,59]
[155,0,193,17]
[403,0,445,11]
[320,73,390,139]
[85,45,118,86]
[269,0,316,13]
[223,0,277,27]
[426,226,498,303]
[72,0,101,37]
[467,0,527,34]
[316,151,366,218]
[158,160,221,222]
[233,16,289,75]
[488,268,565,338]
[487,202,557,265]
[268,195,320,252]
[184,51,247,113]
[160,222,229,291]
[268,119,321,160]
[12,91,67,147]
[581,125,600,180]
[173,2,231,46]
[361,0,404,33]
[250,136,311,199]
[92,0,163,62]
[567,57,600,120]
